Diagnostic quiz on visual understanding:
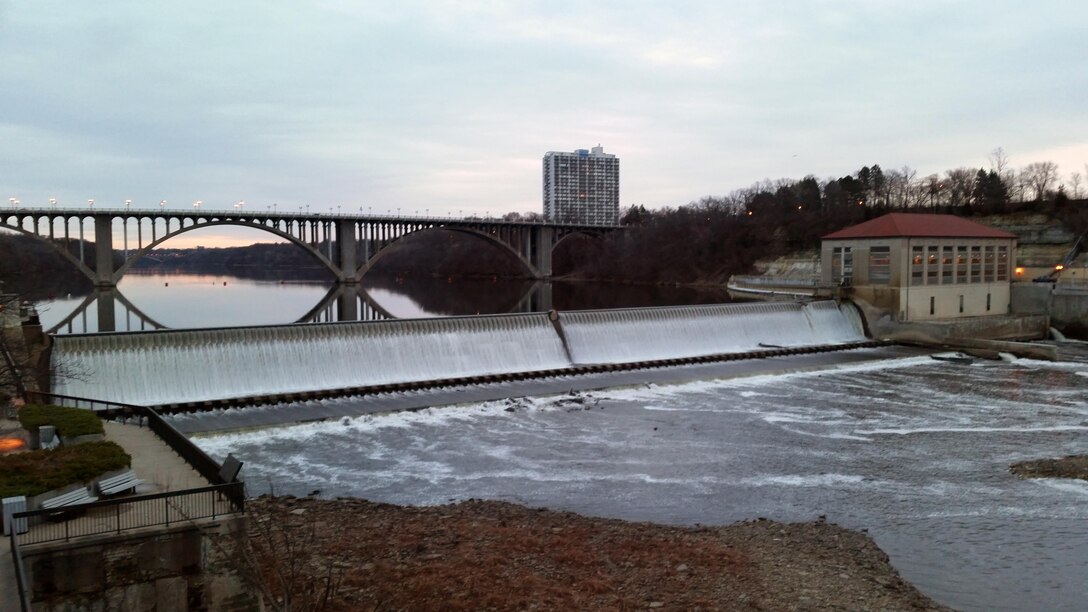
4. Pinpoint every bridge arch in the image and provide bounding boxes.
[112,219,341,283]
[0,218,97,282]
[354,225,541,280]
